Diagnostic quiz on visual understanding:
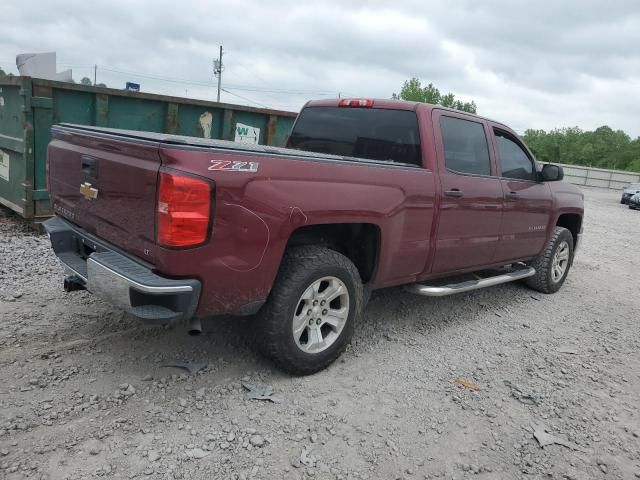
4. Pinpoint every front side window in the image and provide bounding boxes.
[287,107,422,166]
[440,116,491,176]
[495,131,536,181]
